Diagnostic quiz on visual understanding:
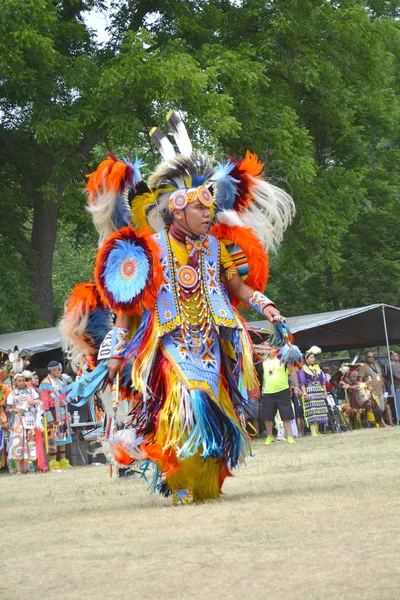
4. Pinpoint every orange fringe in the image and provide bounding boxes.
[140,439,181,479]
[210,223,269,306]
